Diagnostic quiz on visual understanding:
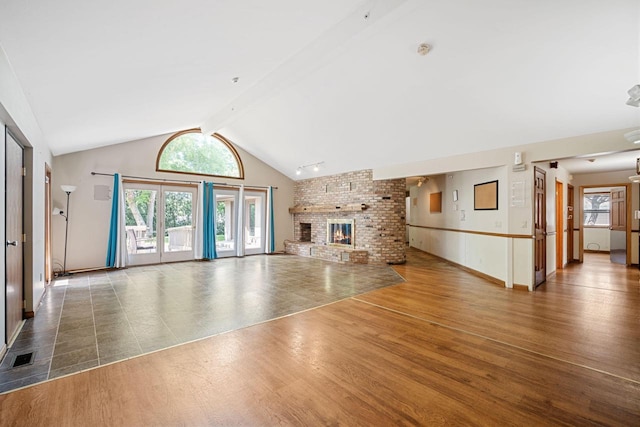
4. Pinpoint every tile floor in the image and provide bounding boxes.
[0,254,403,393]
